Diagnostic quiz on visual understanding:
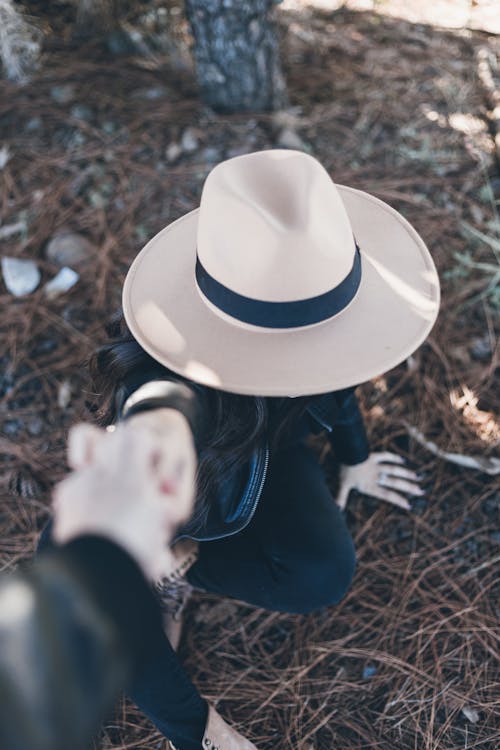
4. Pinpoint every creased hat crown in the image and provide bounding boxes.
[196,150,356,303]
